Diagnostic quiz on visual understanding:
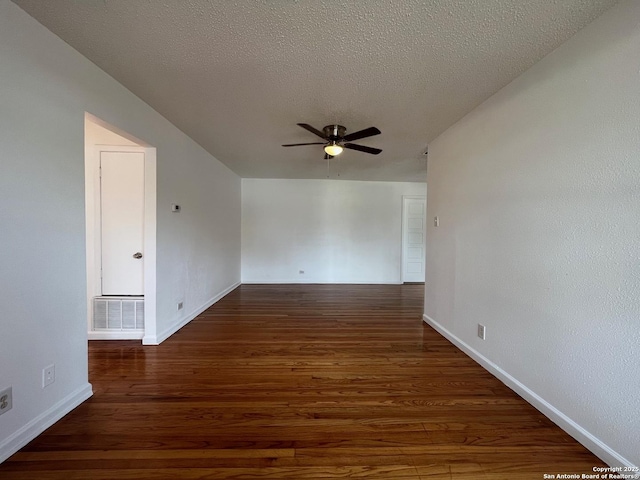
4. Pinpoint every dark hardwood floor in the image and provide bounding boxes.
[1,284,605,479]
